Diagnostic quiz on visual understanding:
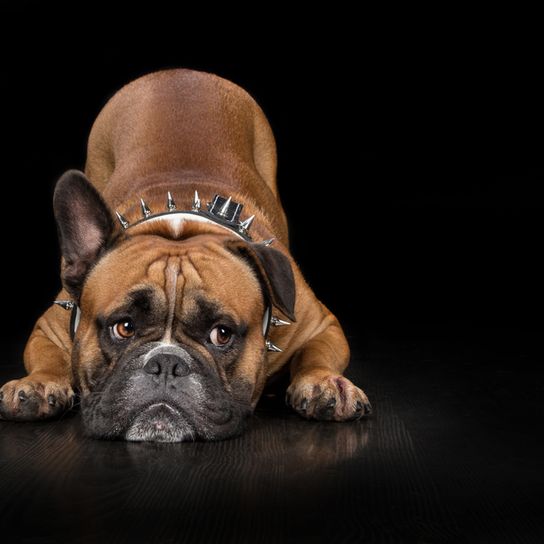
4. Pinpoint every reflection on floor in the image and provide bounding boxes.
[1,322,543,543]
